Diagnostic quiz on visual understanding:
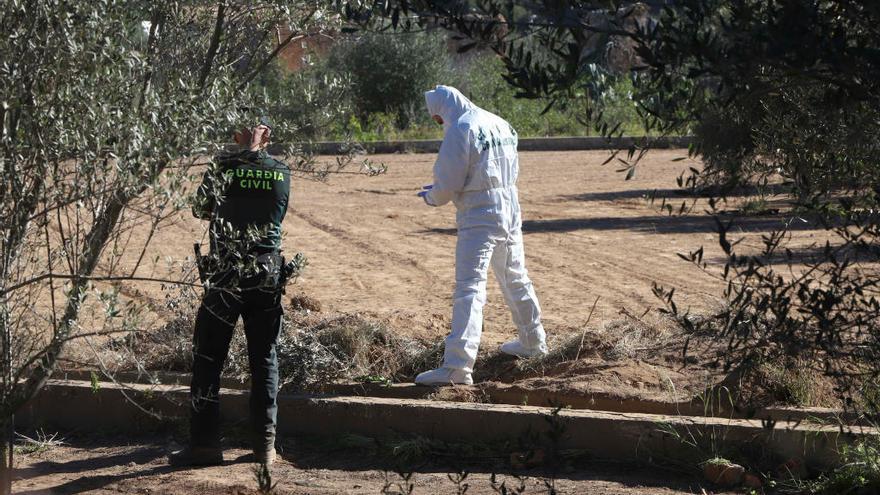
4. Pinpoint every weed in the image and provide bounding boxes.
[14,430,65,455]
[739,197,774,216]
[655,414,742,474]
[447,469,470,494]
[490,473,528,494]
[252,462,277,494]
[381,470,415,495]
[90,371,101,394]
[798,437,880,494]
[355,374,393,386]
